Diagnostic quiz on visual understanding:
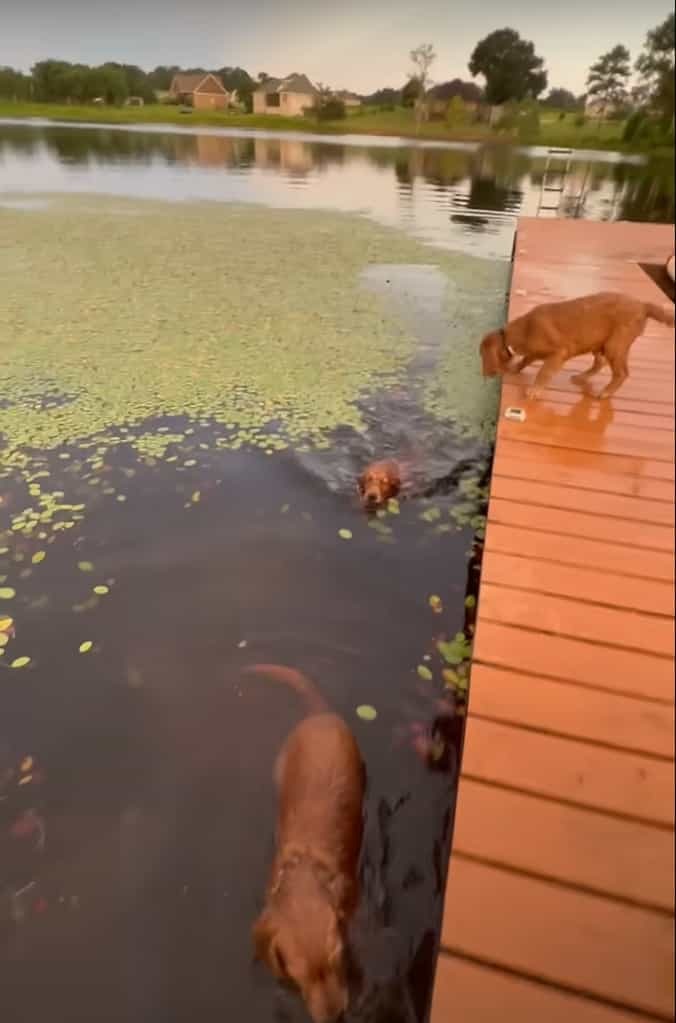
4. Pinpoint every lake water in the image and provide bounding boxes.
[0,121,672,1023]
[1,119,674,261]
